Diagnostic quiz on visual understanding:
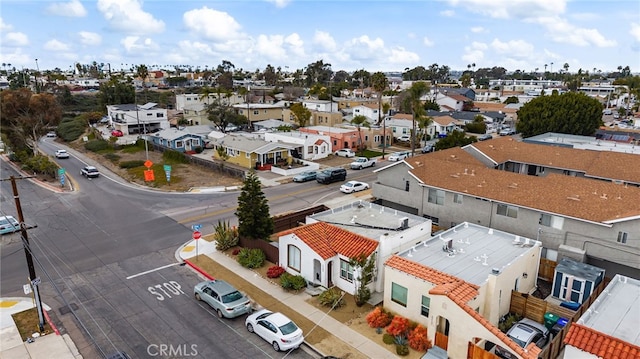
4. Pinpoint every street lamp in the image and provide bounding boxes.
[34,59,40,93]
